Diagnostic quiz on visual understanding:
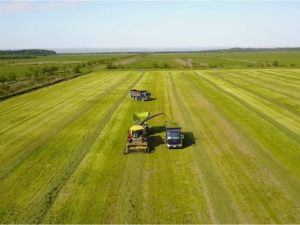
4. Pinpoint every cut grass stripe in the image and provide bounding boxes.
[34,73,146,223]
[0,74,116,135]
[182,72,299,223]
[0,73,144,223]
[244,70,300,93]
[0,73,132,180]
[227,72,299,113]
[189,72,300,210]
[168,72,238,223]
[215,72,300,117]
[197,72,300,143]
[0,72,112,117]
[218,70,300,102]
